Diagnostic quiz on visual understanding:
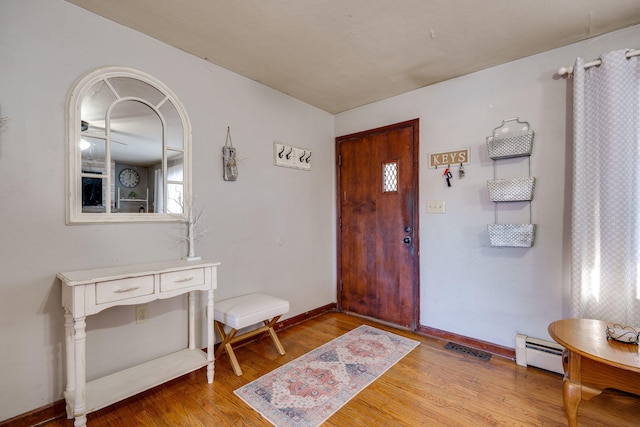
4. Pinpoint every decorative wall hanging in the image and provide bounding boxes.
[223,126,238,181]
[430,149,468,187]
[429,148,469,169]
[273,141,311,171]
